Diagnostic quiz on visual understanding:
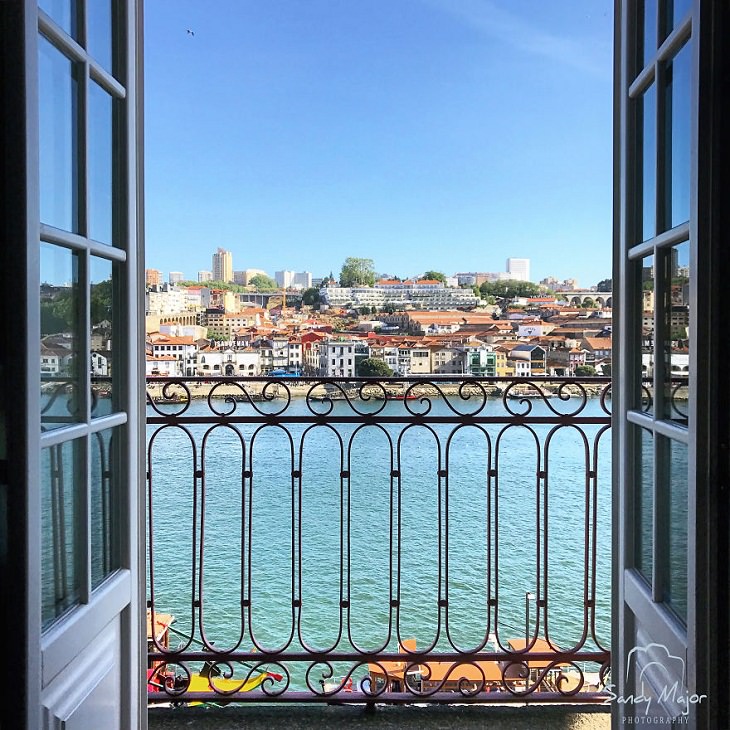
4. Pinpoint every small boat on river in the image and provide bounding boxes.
[506,388,554,399]
[146,609,281,706]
